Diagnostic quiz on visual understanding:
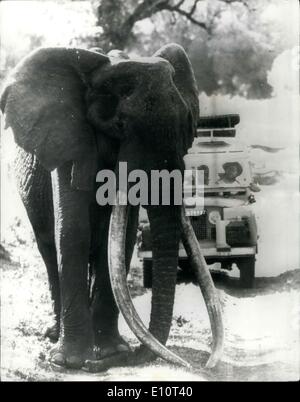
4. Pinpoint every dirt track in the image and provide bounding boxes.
[1,234,299,381]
